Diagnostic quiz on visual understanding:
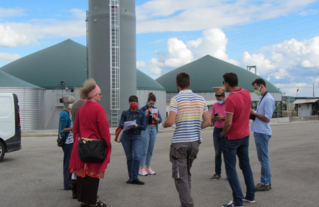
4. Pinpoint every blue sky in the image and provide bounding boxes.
[1,0,319,97]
